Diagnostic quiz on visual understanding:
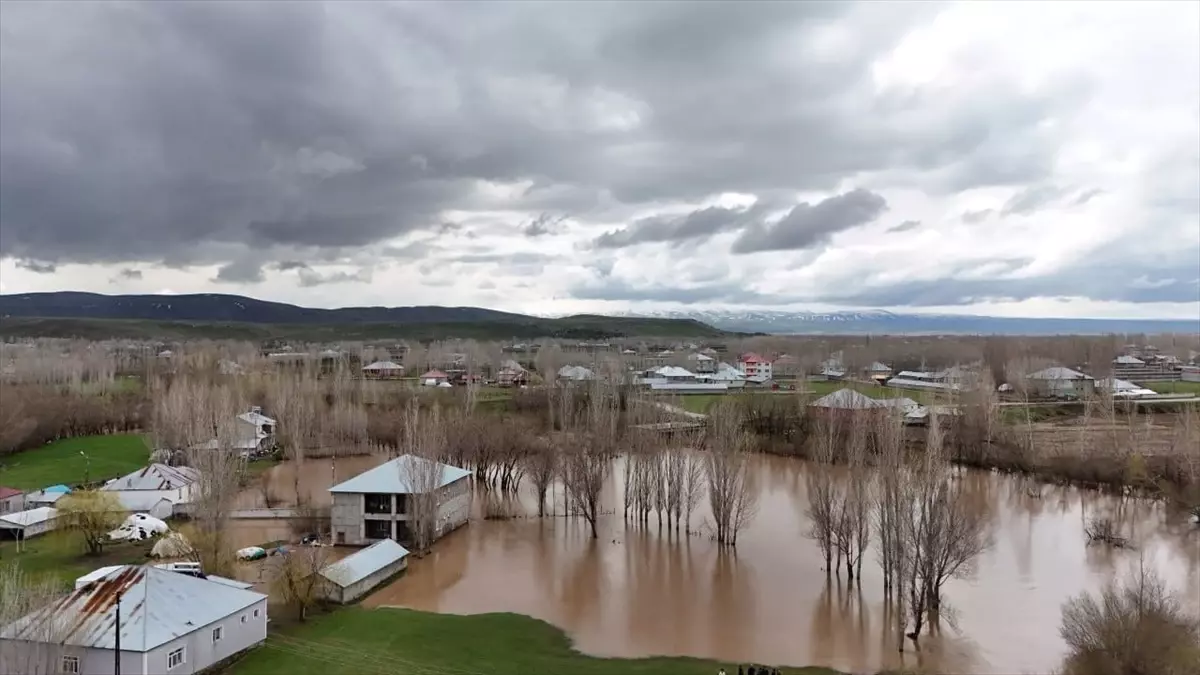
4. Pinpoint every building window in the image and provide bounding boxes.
[253,609,260,618]
[168,647,185,670]
[365,518,391,540]
[241,614,247,623]
[364,493,392,514]
[212,625,223,643]
[61,656,80,674]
